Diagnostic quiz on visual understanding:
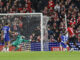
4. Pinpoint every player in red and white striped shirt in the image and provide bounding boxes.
[67,22,80,51]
